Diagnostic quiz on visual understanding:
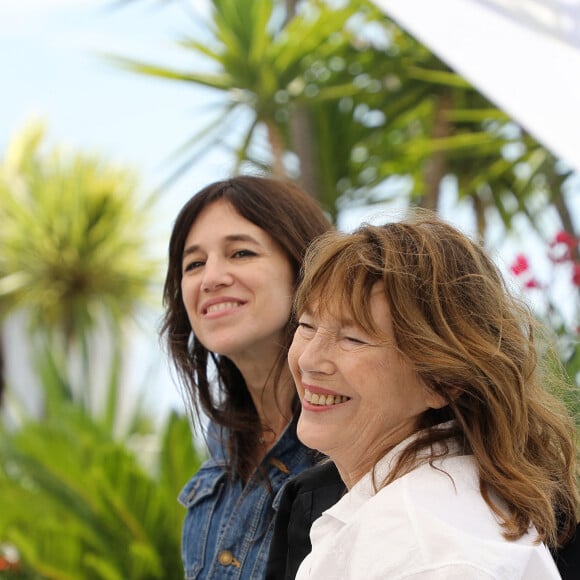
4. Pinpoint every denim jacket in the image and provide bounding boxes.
[178,420,315,579]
